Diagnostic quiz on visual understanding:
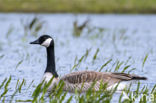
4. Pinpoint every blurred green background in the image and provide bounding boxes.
[0,0,156,13]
